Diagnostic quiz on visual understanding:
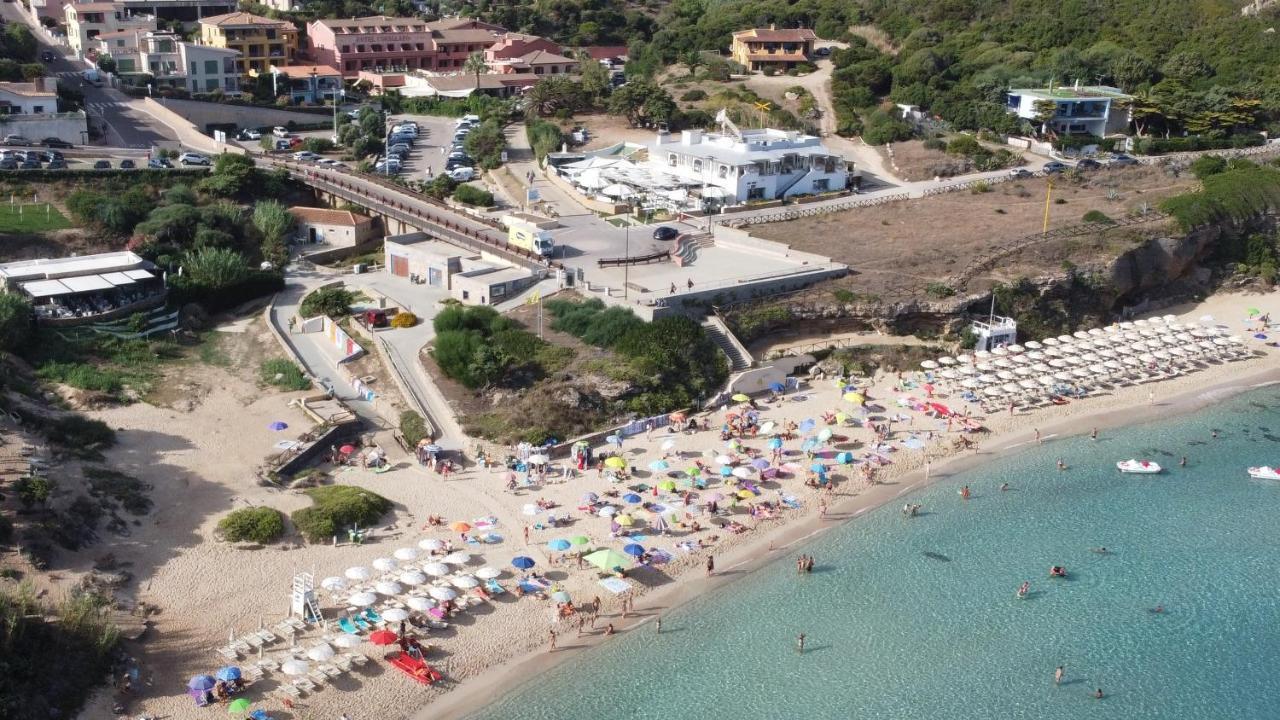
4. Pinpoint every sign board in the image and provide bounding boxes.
[213,130,227,144]
[525,188,540,203]
[500,150,508,163]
